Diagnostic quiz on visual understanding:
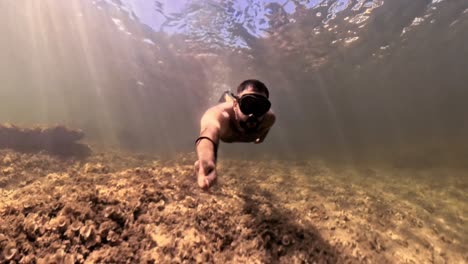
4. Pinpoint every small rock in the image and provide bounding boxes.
[156,200,166,211]
[433,250,445,264]
[0,178,8,187]
[83,163,109,174]
[2,155,12,165]
[2,167,15,175]
[369,236,385,252]
[281,234,292,246]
